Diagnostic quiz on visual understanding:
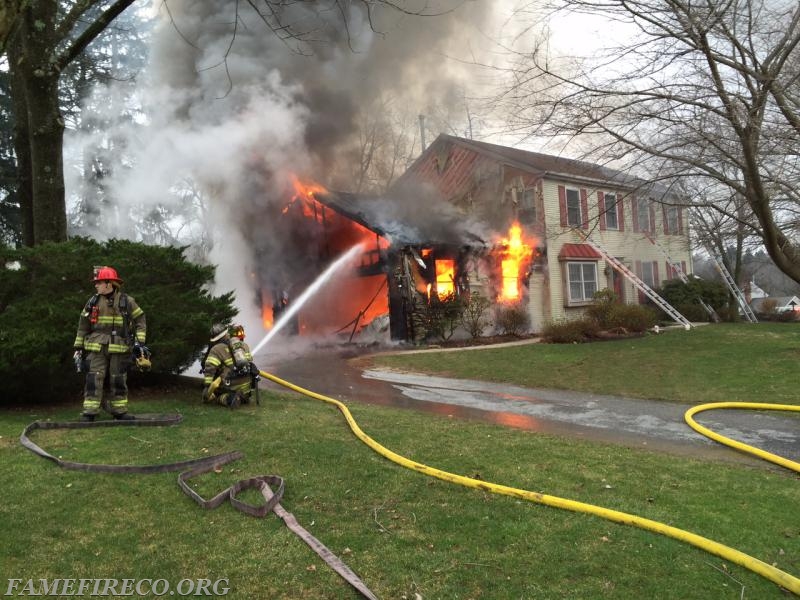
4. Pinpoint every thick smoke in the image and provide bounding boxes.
[65,0,500,339]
